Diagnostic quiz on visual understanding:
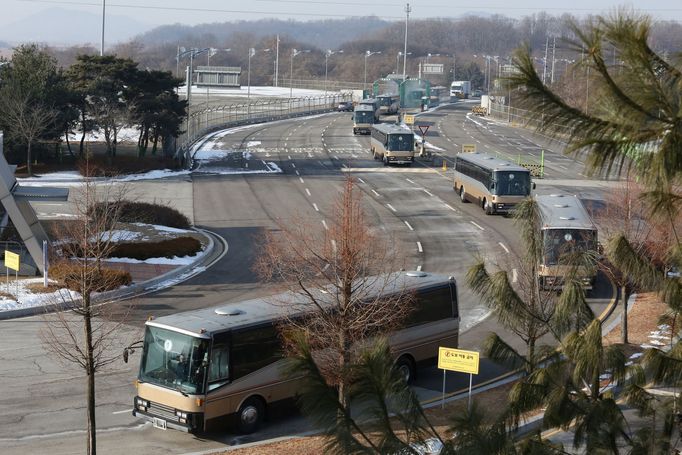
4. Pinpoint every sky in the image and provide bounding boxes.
[2,0,682,29]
